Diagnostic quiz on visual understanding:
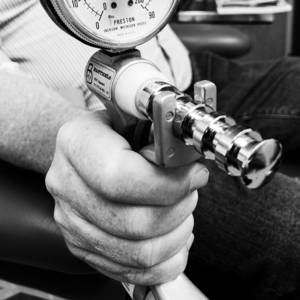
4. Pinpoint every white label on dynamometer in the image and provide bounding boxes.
[86,60,116,101]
